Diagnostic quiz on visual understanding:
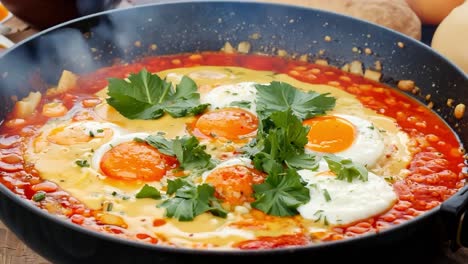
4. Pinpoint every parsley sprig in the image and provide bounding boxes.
[135,184,161,200]
[323,155,368,182]
[159,178,228,221]
[107,69,209,120]
[145,135,214,171]
[255,81,336,119]
[251,160,310,216]
[245,109,319,172]
[243,81,368,217]
[243,109,314,216]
